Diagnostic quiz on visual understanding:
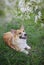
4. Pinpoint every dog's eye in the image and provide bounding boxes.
[19,32,21,34]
